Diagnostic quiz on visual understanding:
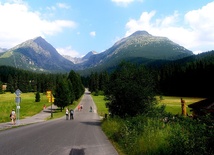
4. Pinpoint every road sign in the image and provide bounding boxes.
[14,89,21,125]
[15,89,22,97]
[46,91,51,98]
[15,96,21,104]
